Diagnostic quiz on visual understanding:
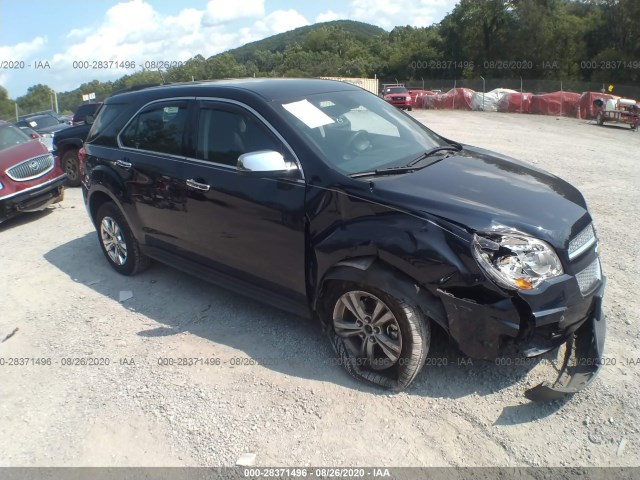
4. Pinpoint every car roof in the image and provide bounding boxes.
[76,103,101,109]
[106,78,360,104]
[19,114,51,120]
